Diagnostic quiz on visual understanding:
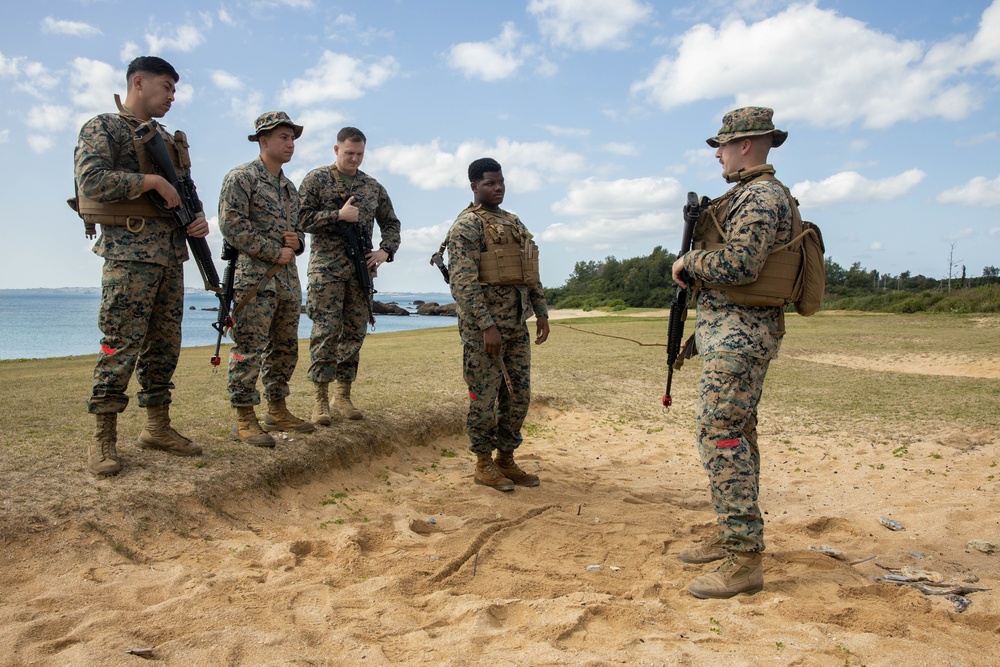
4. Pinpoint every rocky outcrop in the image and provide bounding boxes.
[373,301,410,316]
[416,302,457,317]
